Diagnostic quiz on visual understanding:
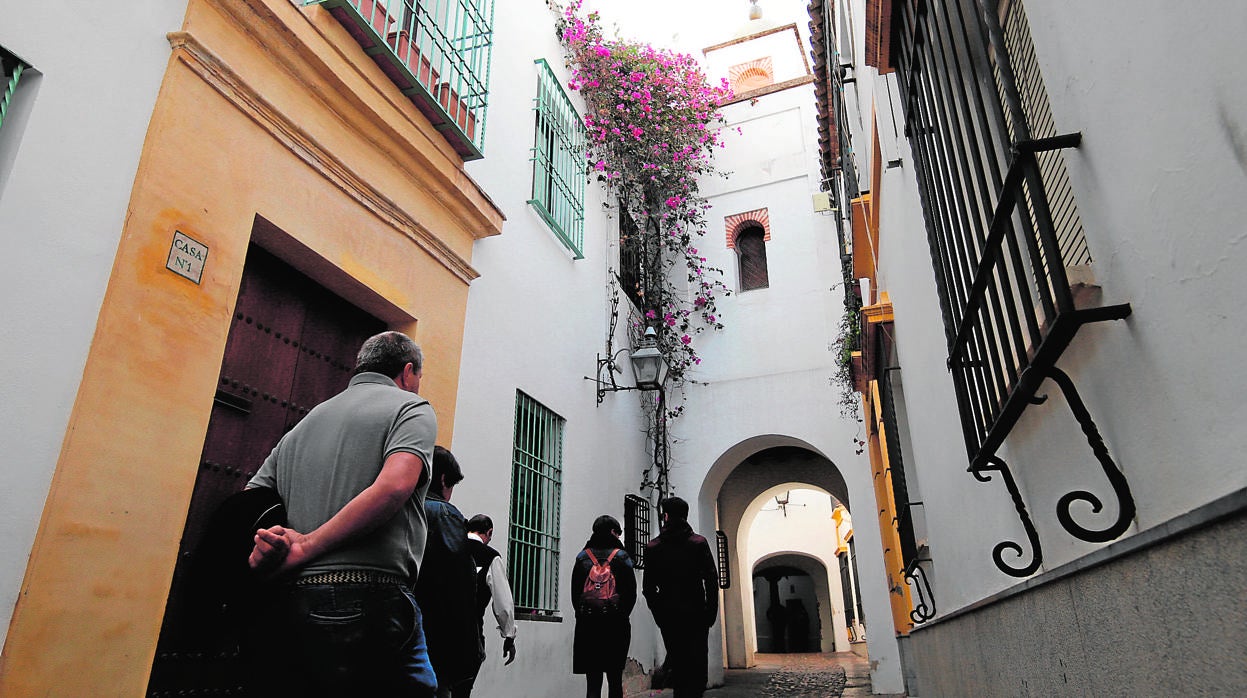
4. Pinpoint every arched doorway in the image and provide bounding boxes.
[752,551,835,654]
[696,438,854,669]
